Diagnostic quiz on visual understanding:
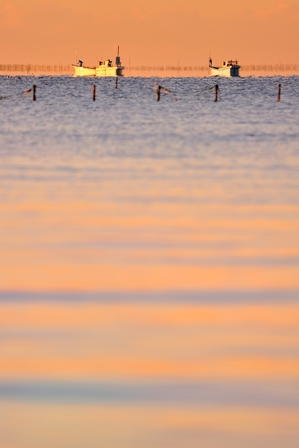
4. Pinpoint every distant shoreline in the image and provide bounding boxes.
[1,63,299,77]
[1,64,299,72]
